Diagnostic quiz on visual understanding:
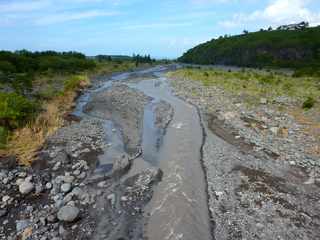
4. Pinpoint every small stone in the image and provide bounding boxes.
[2,195,11,203]
[59,225,66,236]
[107,194,116,206]
[36,184,44,194]
[73,170,81,176]
[3,177,9,184]
[71,224,78,230]
[78,172,86,179]
[63,175,75,184]
[289,161,296,166]
[16,178,24,186]
[0,209,7,217]
[53,162,61,171]
[120,196,128,202]
[47,215,57,223]
[270,127,279,135]
[256,223,264,230]
[40,217,46,226]
[97,181,106,188]
[19,181,34,195]
[46,182,53,190]
[260,98,267,104]
[26,206,33,212]
[16,220,31,232]
[61,183,72,193]
[57,206,79,222]
[18,172,27,178]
